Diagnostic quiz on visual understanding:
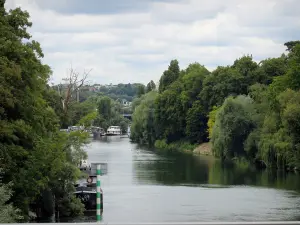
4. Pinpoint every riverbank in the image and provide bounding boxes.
[154,139,213,156]
[193,142,212,156]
